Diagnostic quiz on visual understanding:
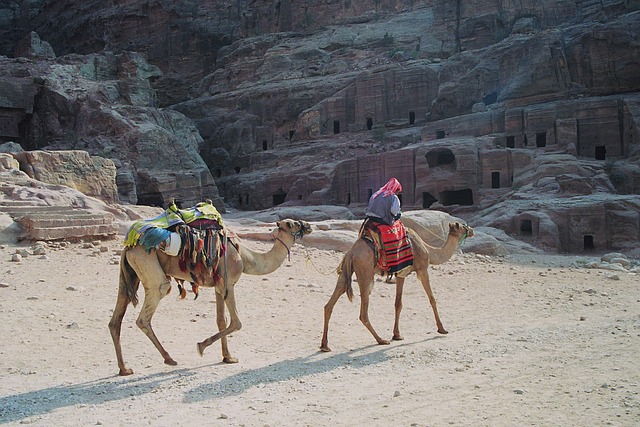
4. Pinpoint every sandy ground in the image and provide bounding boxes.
[1,221,639,427]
